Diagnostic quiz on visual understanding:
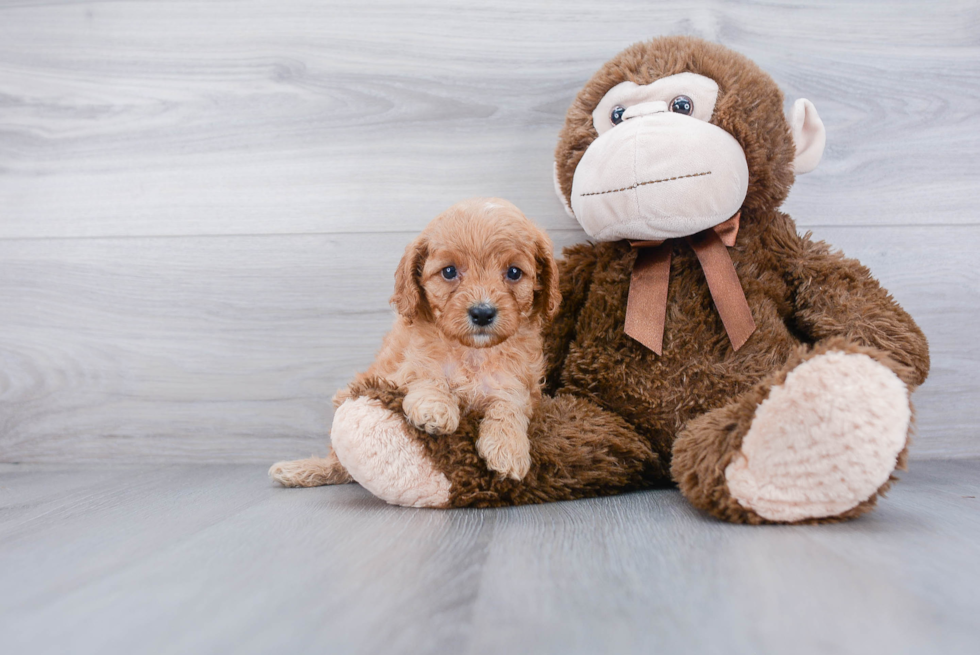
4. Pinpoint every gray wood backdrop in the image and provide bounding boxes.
[1,0,977,463]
